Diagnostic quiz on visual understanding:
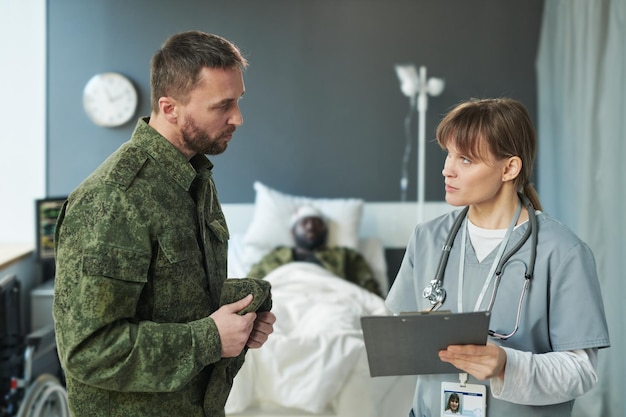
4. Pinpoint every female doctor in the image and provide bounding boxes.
[386,98,610,417]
